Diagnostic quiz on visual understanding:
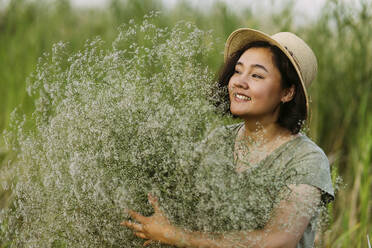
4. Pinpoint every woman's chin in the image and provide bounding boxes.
[230,106,250,117]
[230,111,250,119]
